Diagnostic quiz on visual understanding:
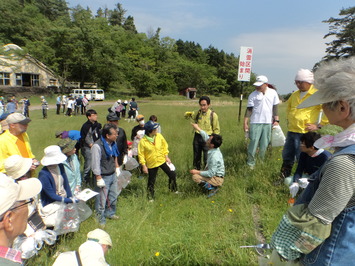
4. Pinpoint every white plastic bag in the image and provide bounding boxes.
[271,125,286,147]
[125,157,139,170]
[117,170,132,195]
